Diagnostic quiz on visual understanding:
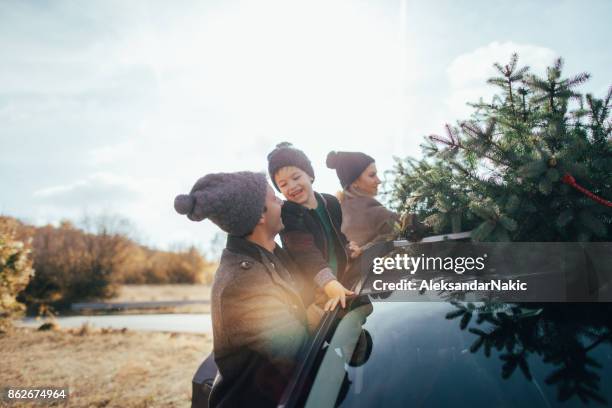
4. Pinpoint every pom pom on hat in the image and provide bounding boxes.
[326,151,340,169]
[174,194,195,215]
[276,141,293,149]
